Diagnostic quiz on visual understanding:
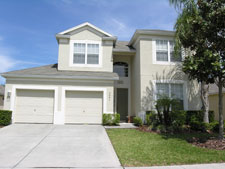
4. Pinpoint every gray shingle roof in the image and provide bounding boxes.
[1,64,119,80]
[0,85,4,96]
[113,41,135,53]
